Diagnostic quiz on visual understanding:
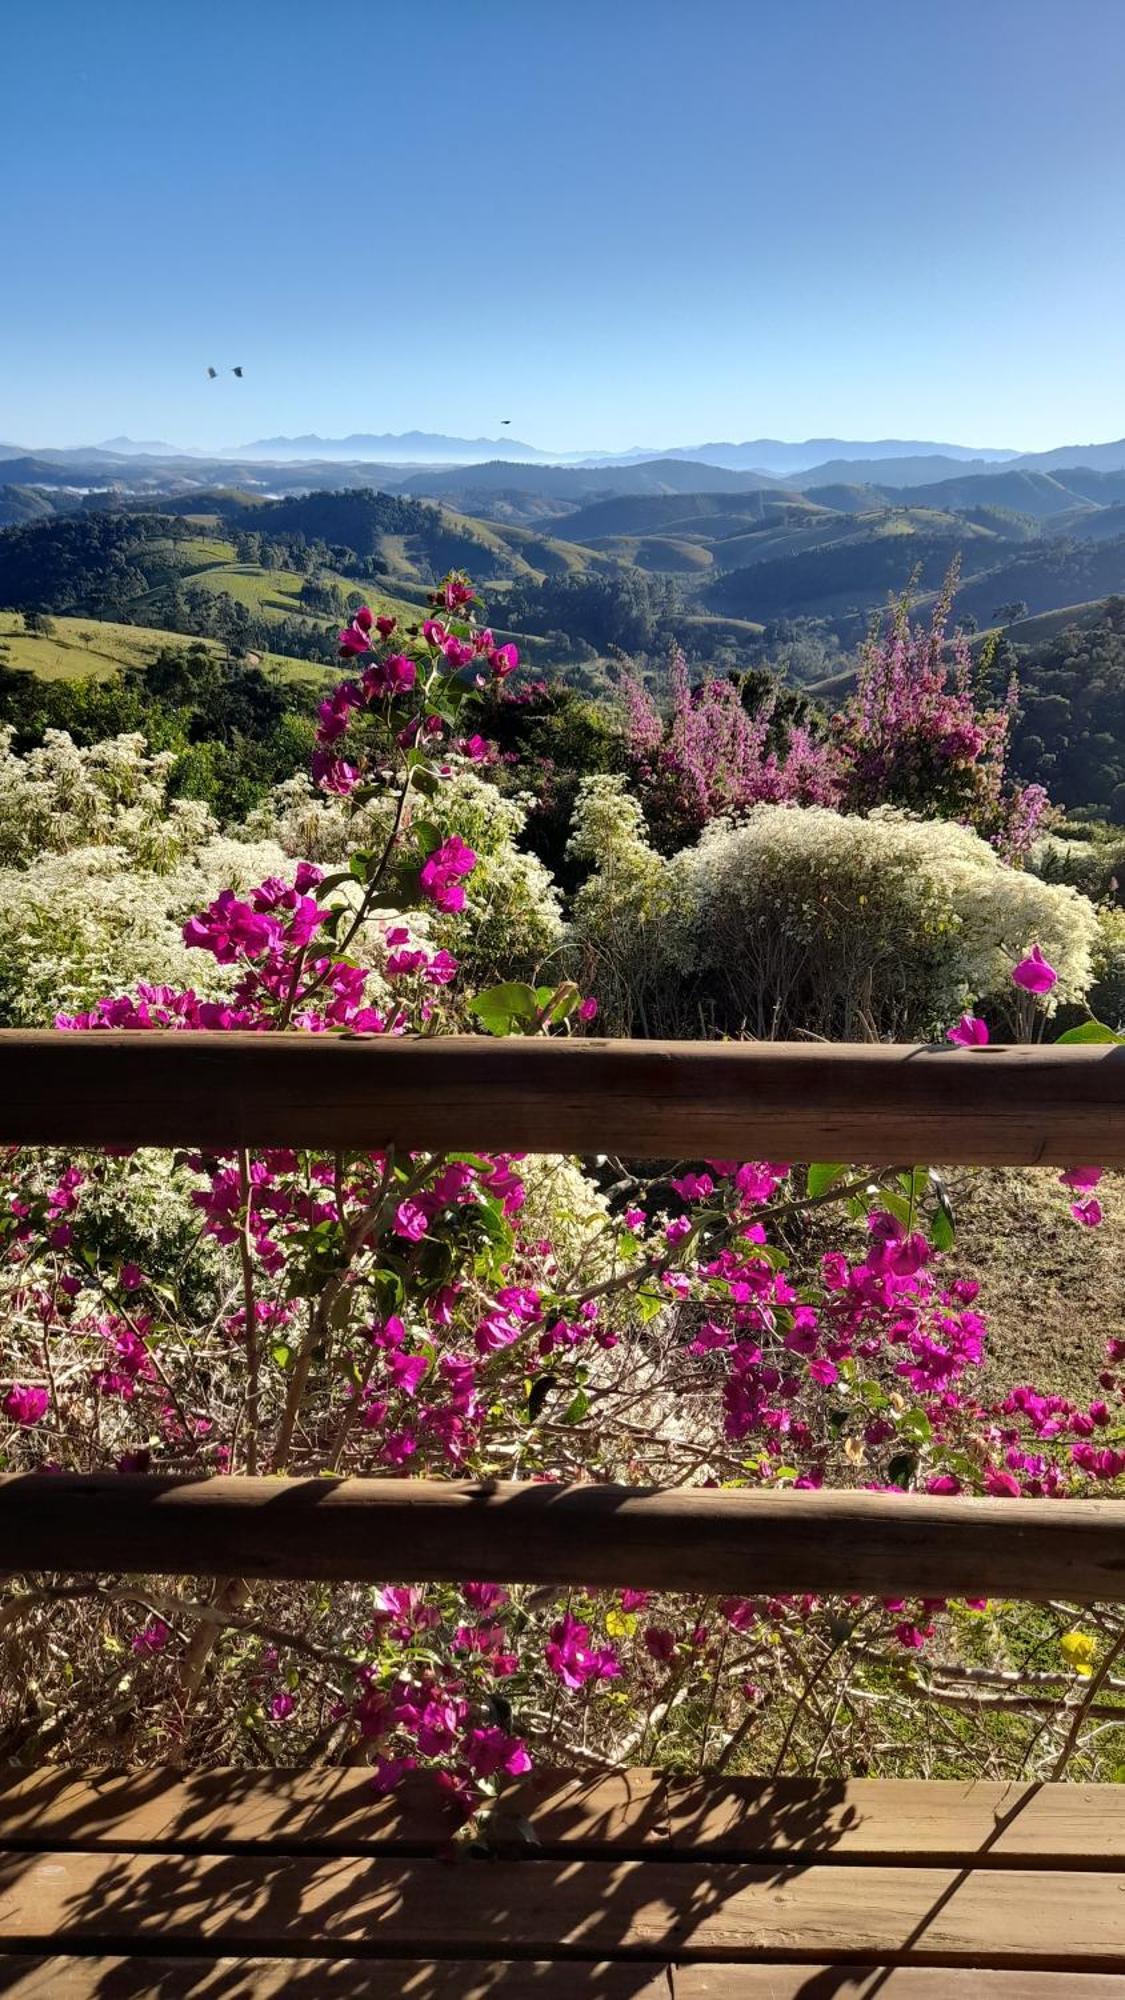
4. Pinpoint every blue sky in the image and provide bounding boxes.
[3,0,1124,453]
